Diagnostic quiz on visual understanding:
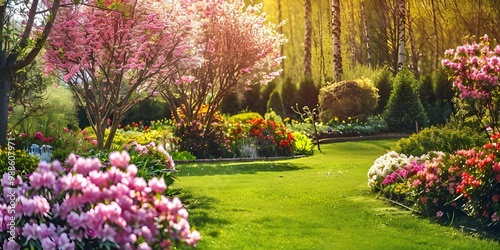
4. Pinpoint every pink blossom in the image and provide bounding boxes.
[109,151,131,168]
[148,177,167,193]
[419,196,428,204]
[492,212,499,222]
[186,230,201,246]
[137,242,152,250]
[126,164,138,177]
[181,75,196,83]
[493,194,499,202]
[19,196,50,217]
[1,151,200,248]
[412,179,422,187]
[73,157,101,175]
[436,211,444,218]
